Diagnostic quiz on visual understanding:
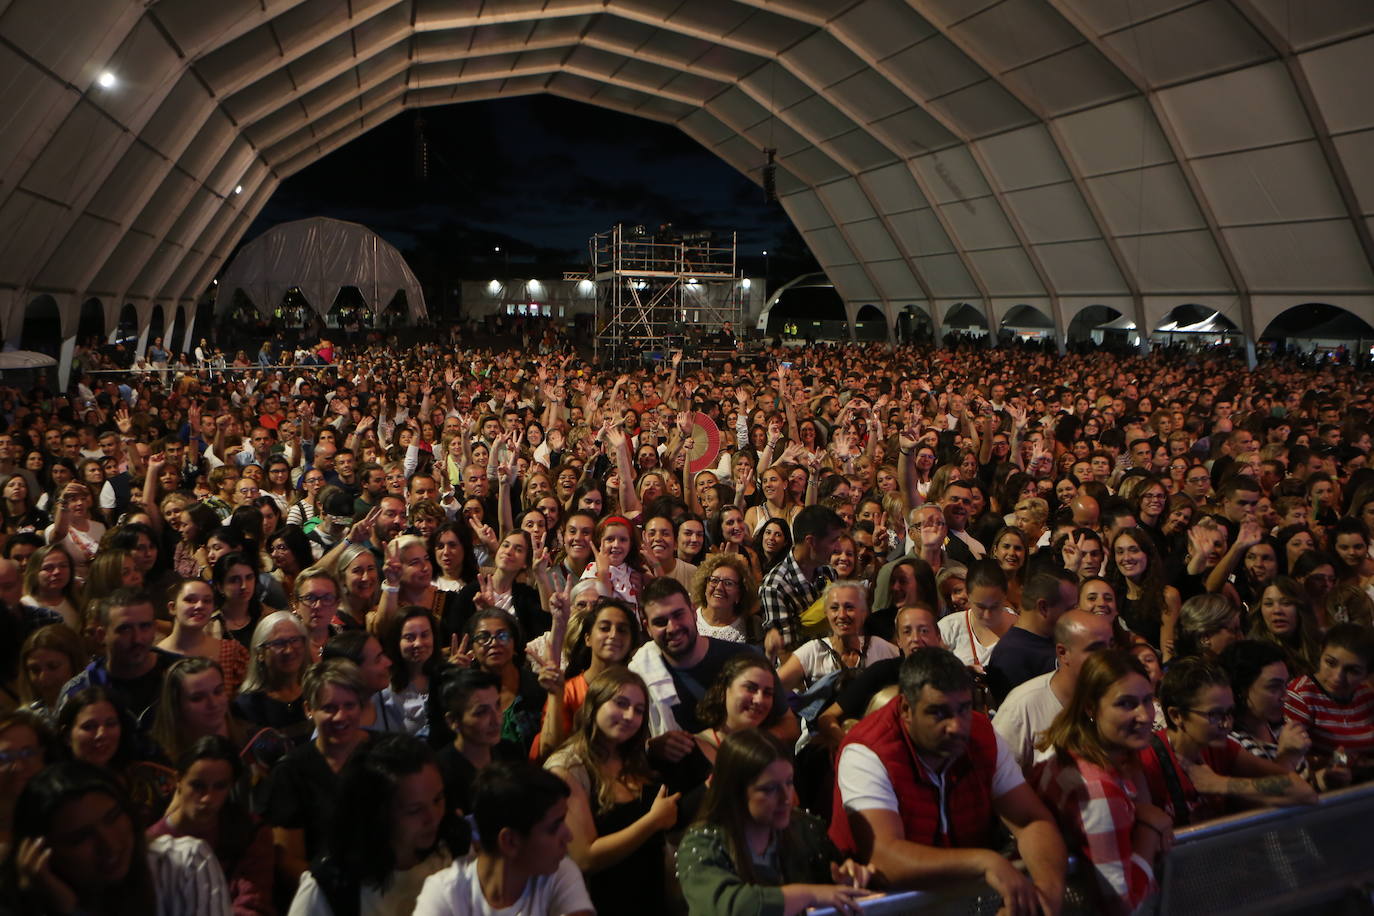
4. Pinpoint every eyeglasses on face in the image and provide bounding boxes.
[473,630,513,647]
